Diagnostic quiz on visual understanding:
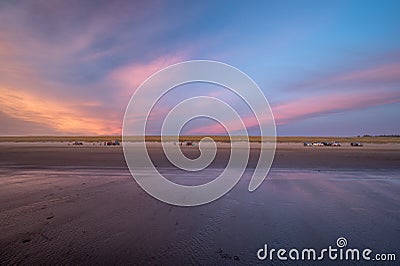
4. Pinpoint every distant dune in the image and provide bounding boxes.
[0,135,399,143]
